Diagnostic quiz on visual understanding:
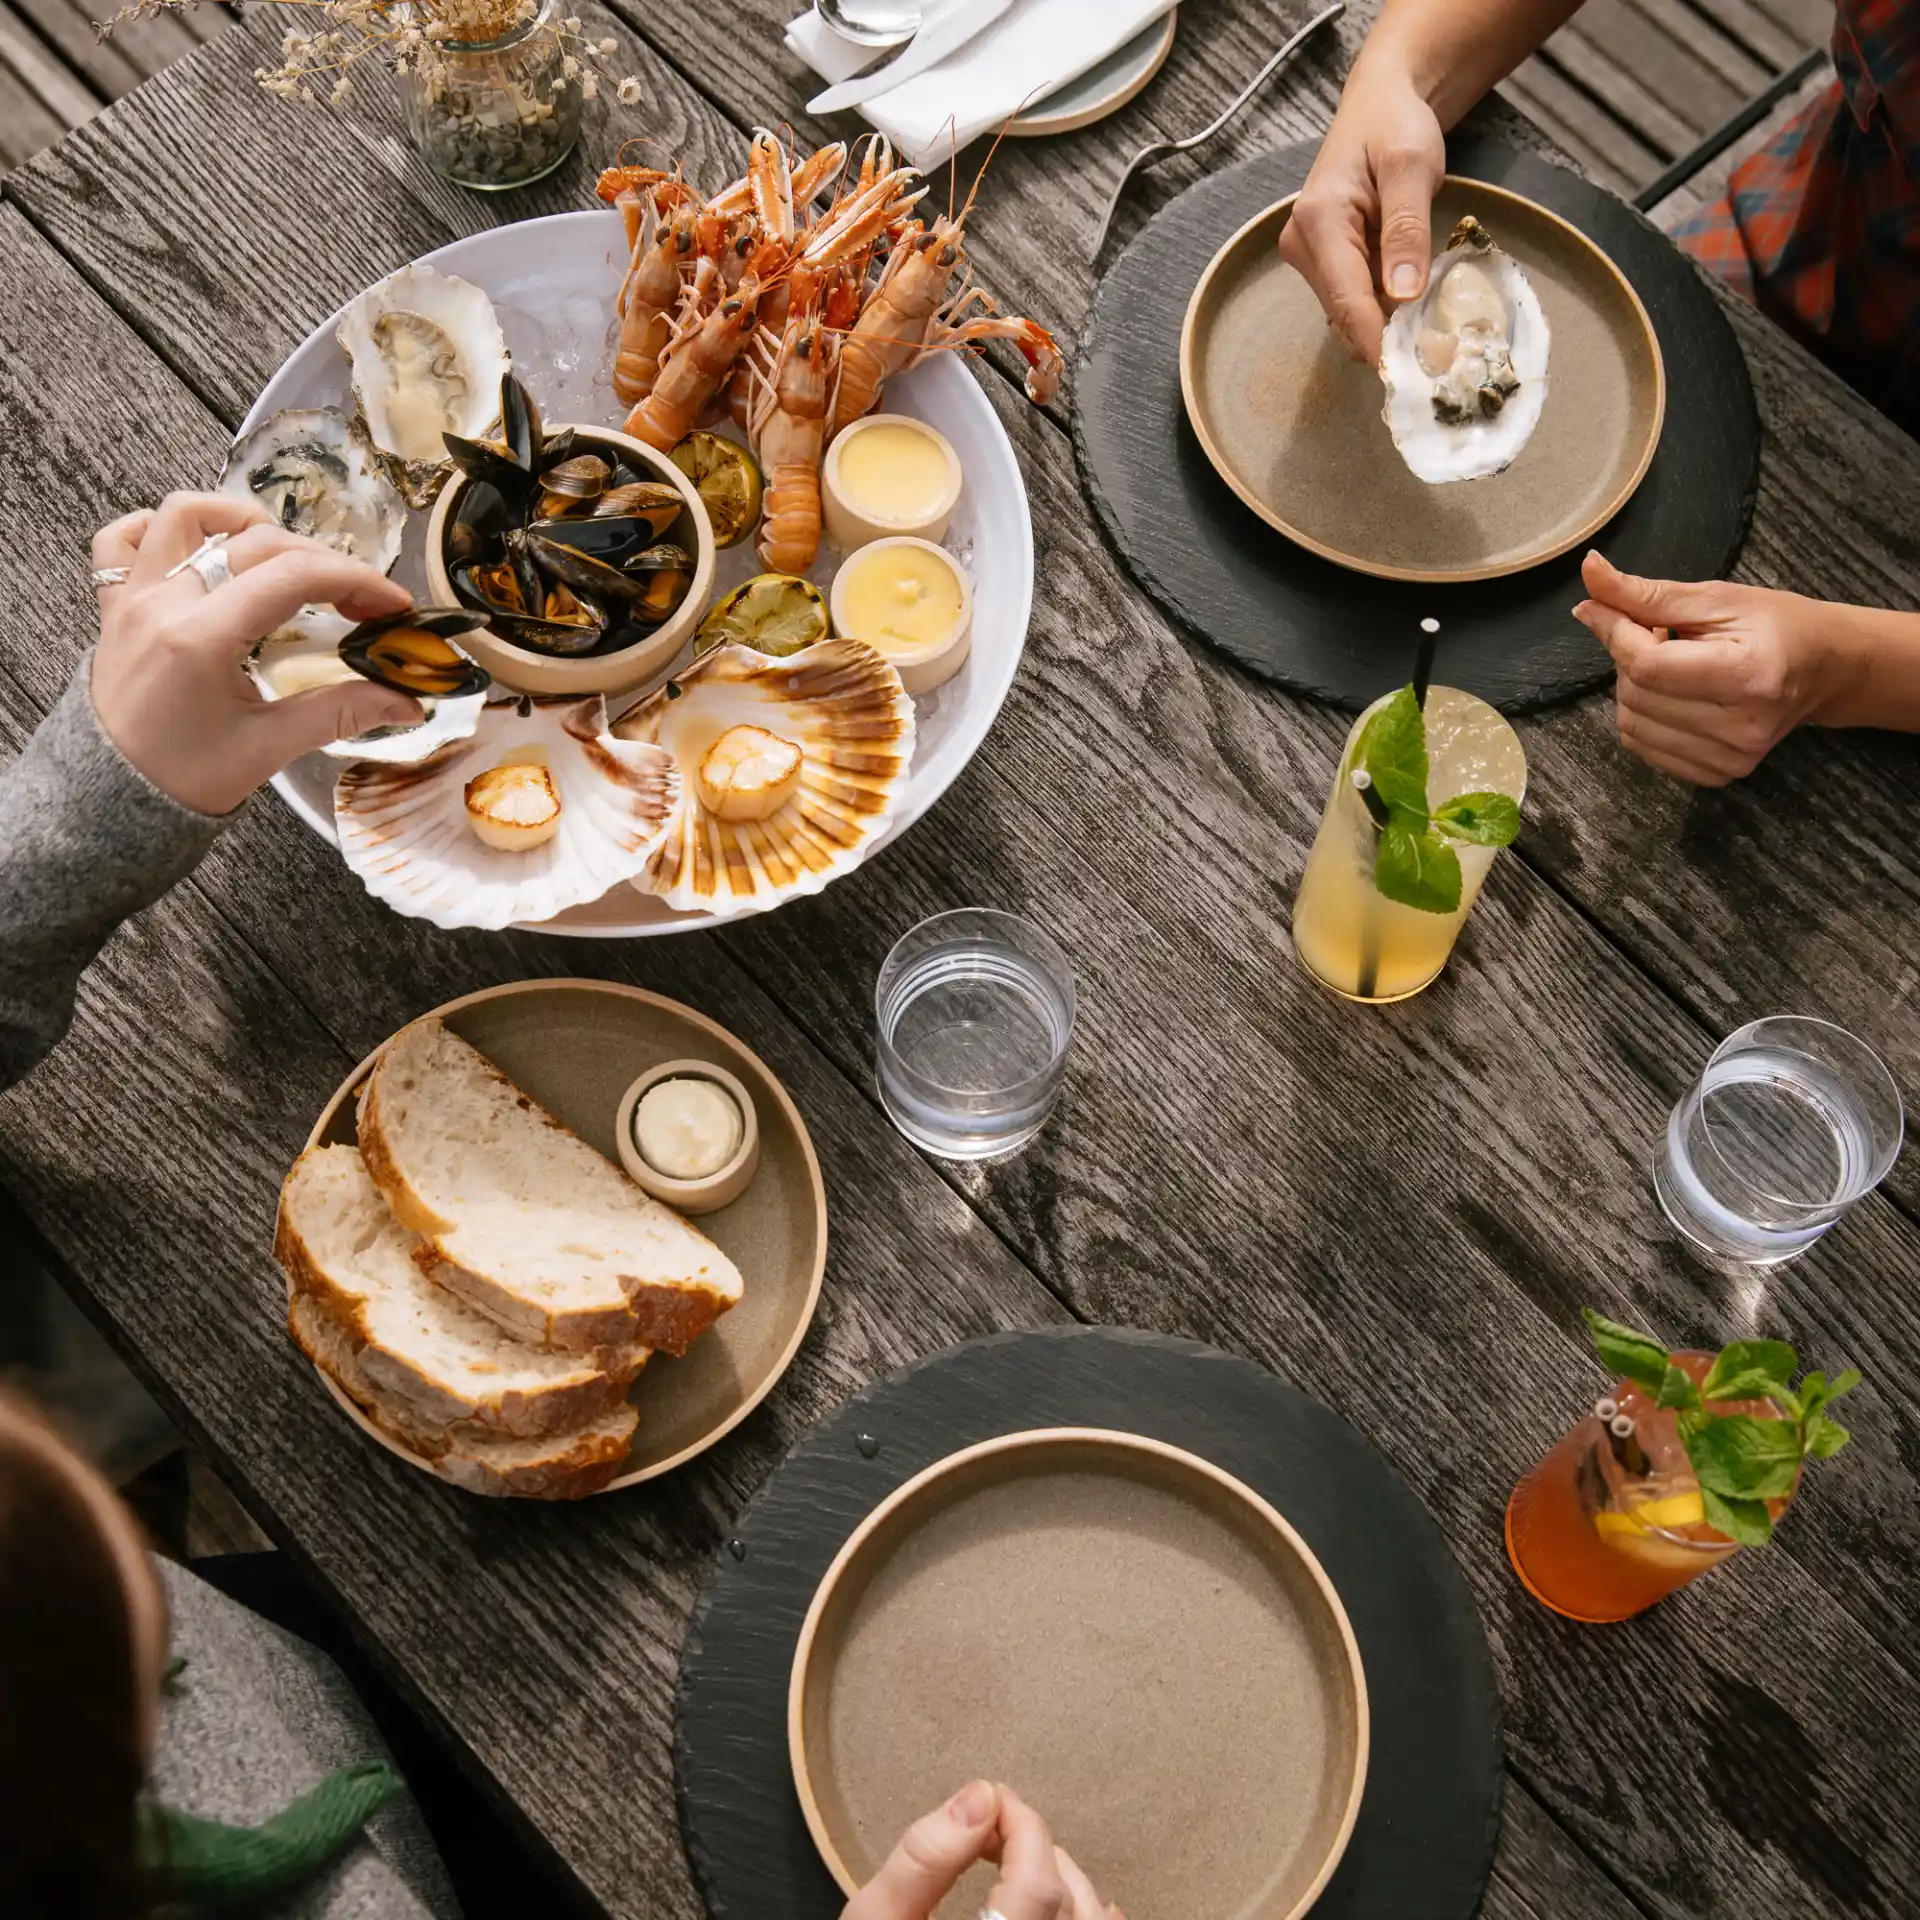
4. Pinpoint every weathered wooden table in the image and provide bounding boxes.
[2,1,1916,1913]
